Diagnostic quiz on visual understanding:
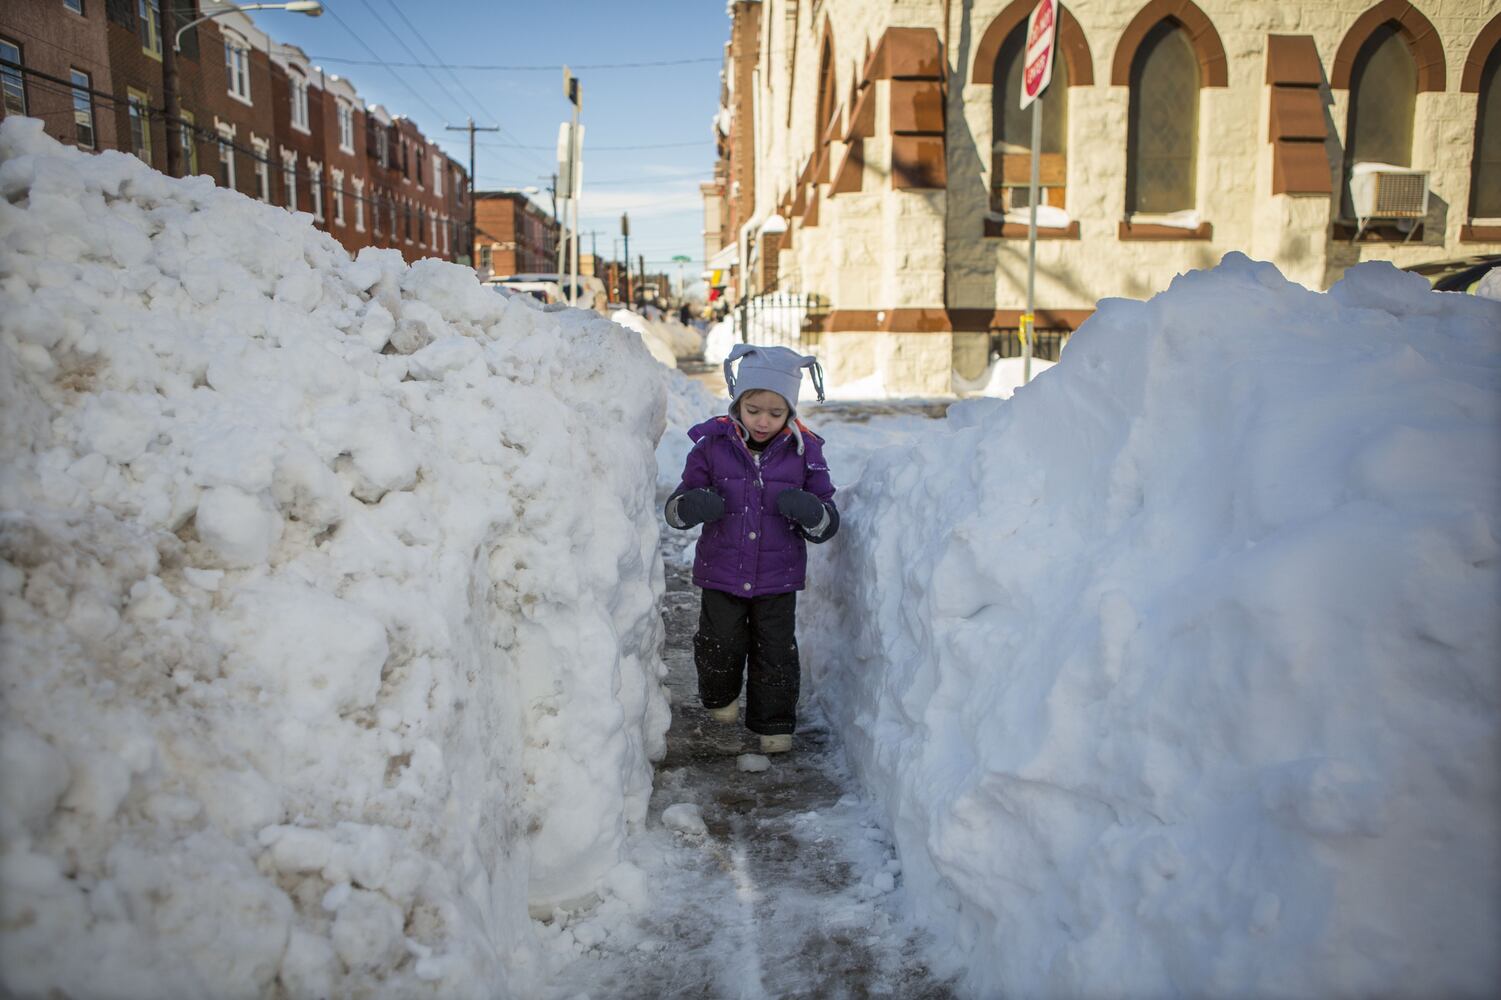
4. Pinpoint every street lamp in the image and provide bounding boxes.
[175,2,323,50]
[163,2,324,178]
